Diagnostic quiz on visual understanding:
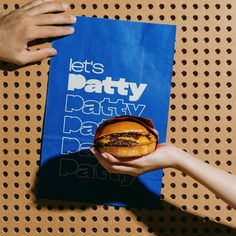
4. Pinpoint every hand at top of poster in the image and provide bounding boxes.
[91,144,236,209]
[0,0,76,65]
